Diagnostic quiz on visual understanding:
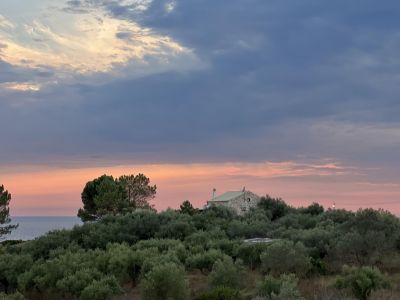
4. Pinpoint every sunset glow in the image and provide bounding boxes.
[1,161,399,216]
